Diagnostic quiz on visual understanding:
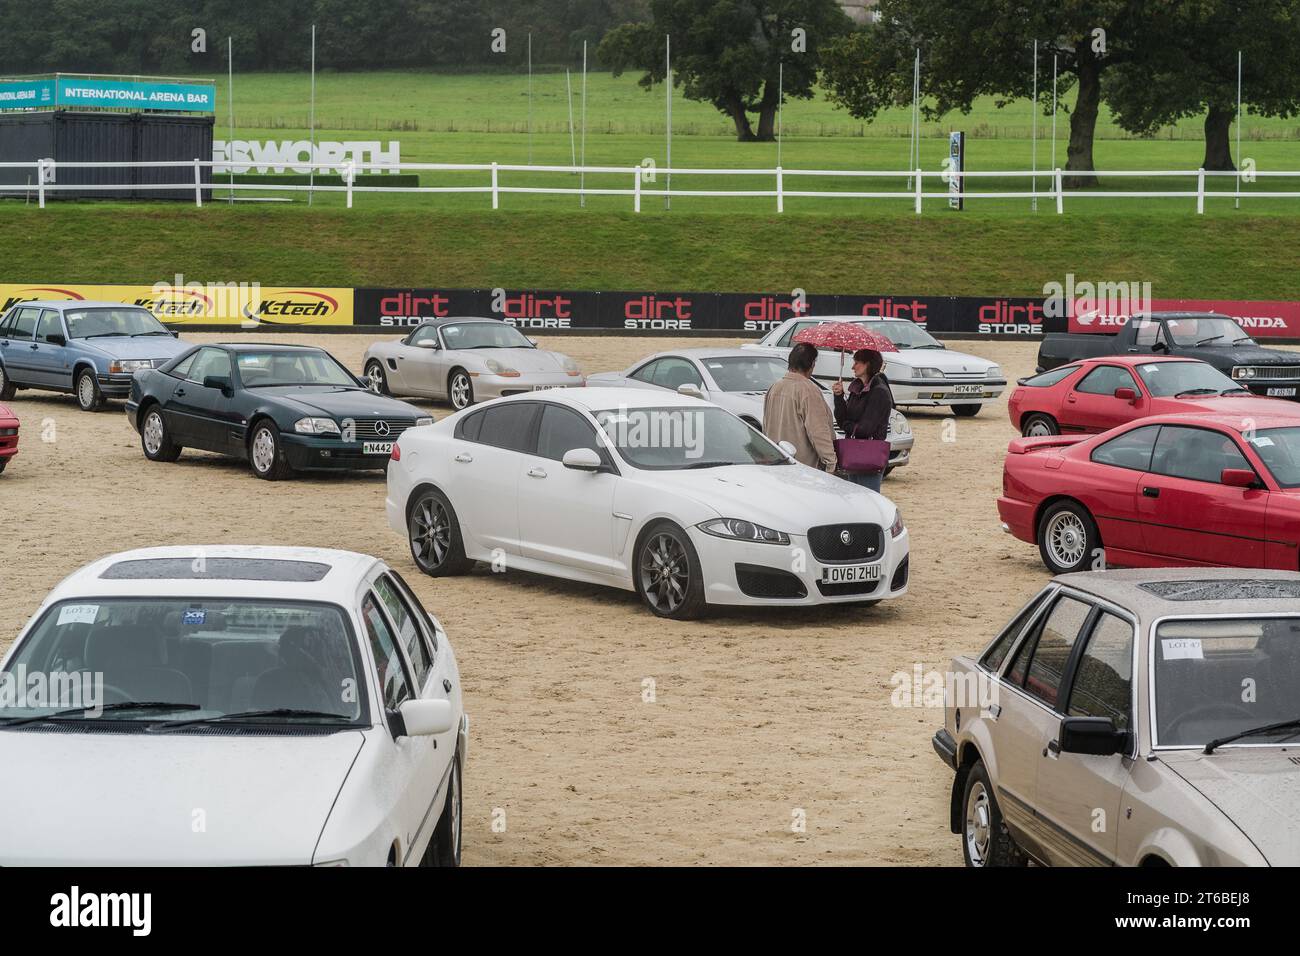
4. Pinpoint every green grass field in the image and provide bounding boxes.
[1,70,1296,298]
